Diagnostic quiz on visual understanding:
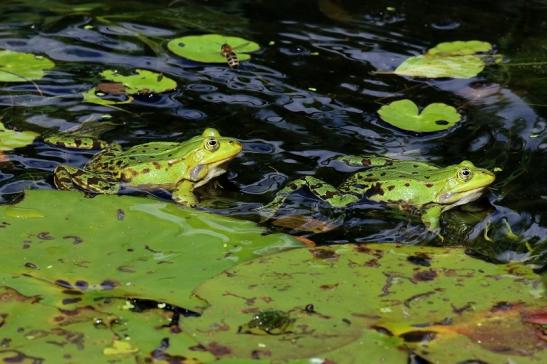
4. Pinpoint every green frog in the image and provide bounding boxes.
[259,155,495,232]
[52,128,242,206]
